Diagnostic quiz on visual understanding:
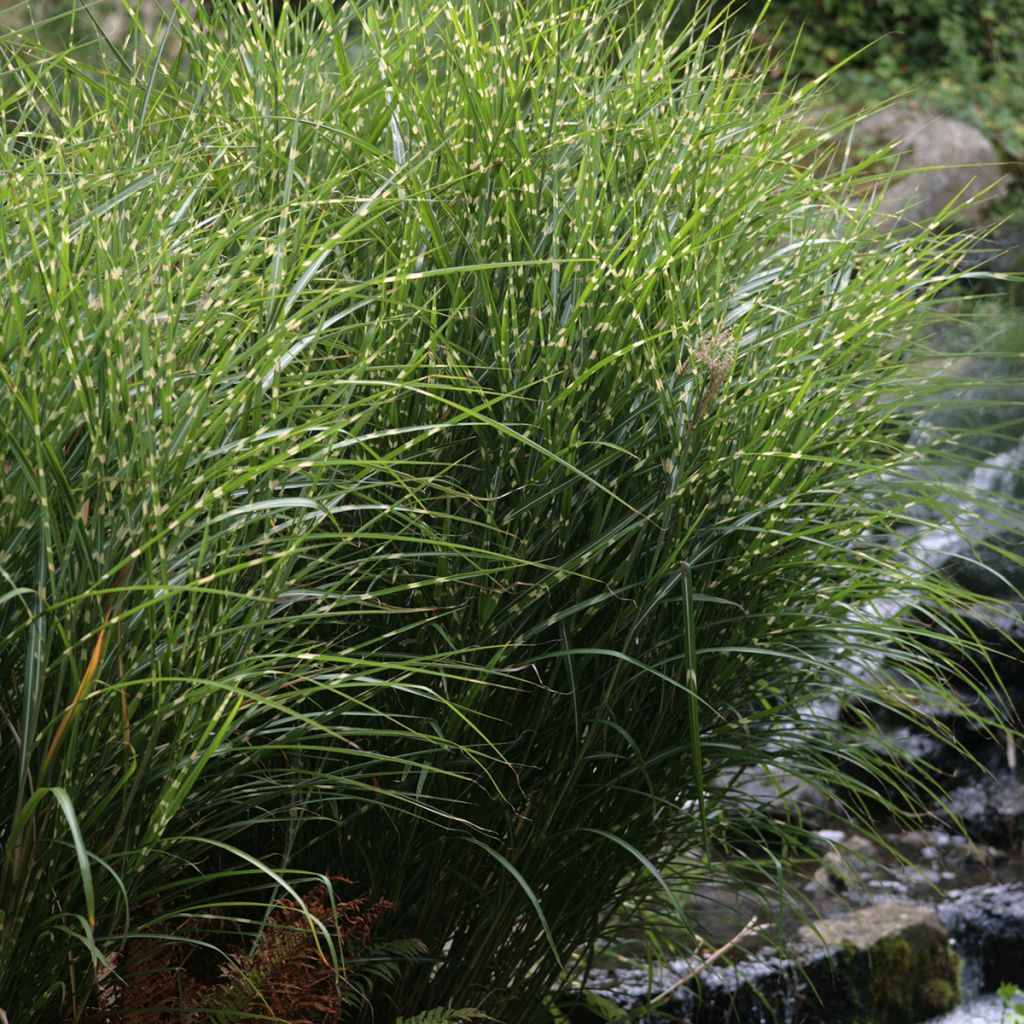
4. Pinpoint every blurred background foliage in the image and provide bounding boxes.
[739,0,1024,170]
